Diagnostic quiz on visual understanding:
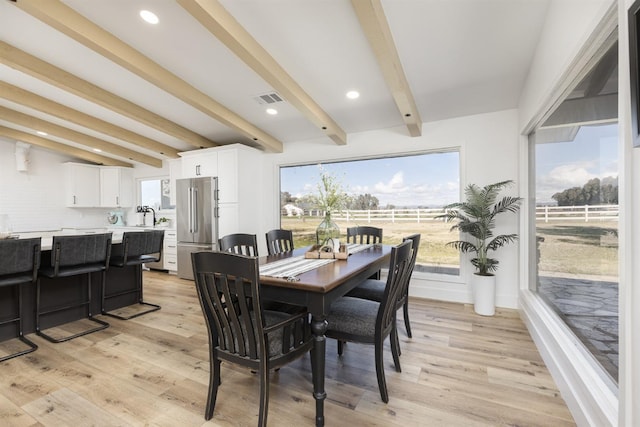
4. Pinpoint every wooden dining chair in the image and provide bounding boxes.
[346,234,421,339]
[325,239,413,403]
[265,229,294,255]
[218,233,258,256]
[346,226,383,244]
[191,251,315,426]
[0,237,41,362]
[347,226,383,279]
